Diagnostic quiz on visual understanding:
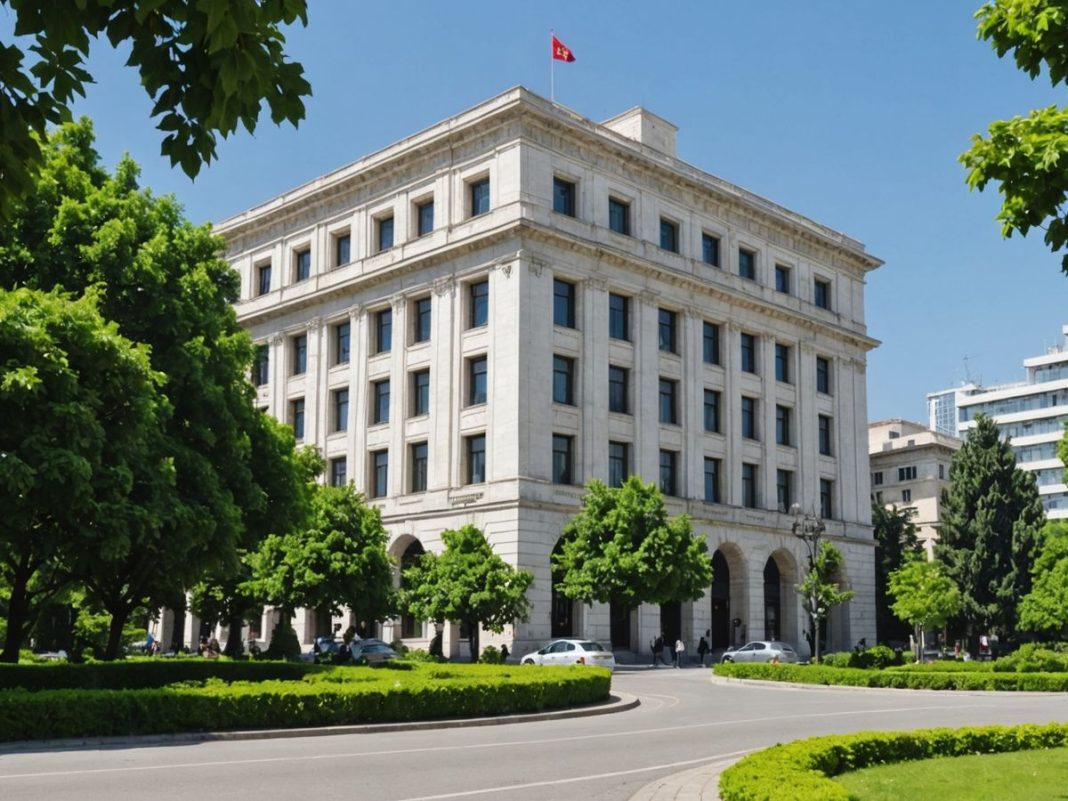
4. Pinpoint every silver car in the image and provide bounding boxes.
[720,641,799,663]
[520,639,616,670]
